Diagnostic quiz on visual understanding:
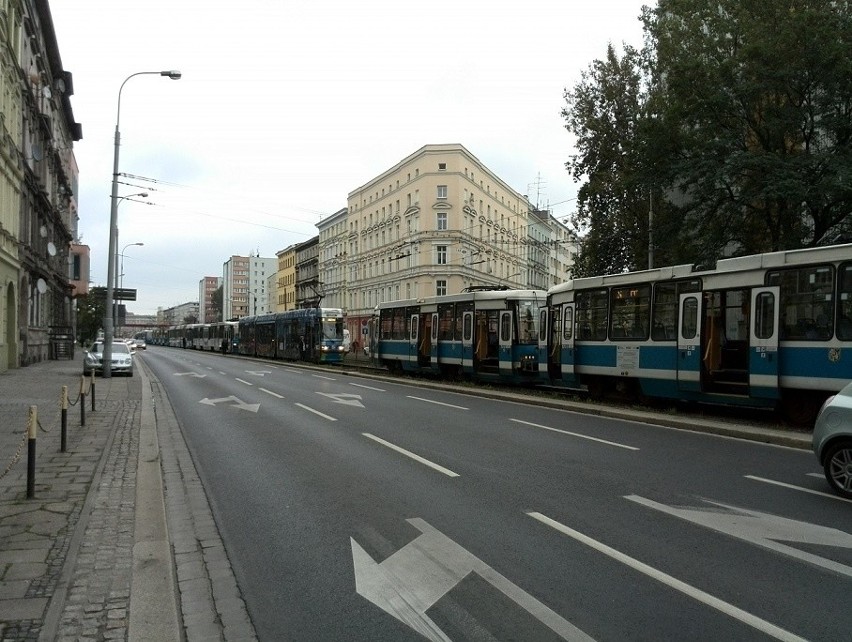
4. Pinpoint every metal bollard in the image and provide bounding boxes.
[91,372,96,411]
[61,385,68,453]
[80,376,86,427]
[27,406,37,499]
